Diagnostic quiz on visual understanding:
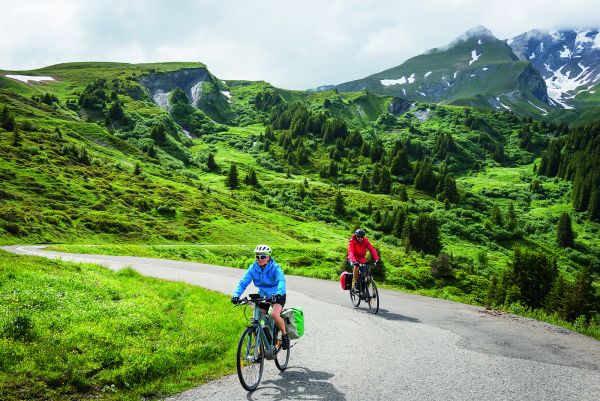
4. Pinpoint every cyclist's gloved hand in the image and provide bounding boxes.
[374,259,381,266]
[352,261,359,267]
[231,296,240,305]
[270,294,282,304]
